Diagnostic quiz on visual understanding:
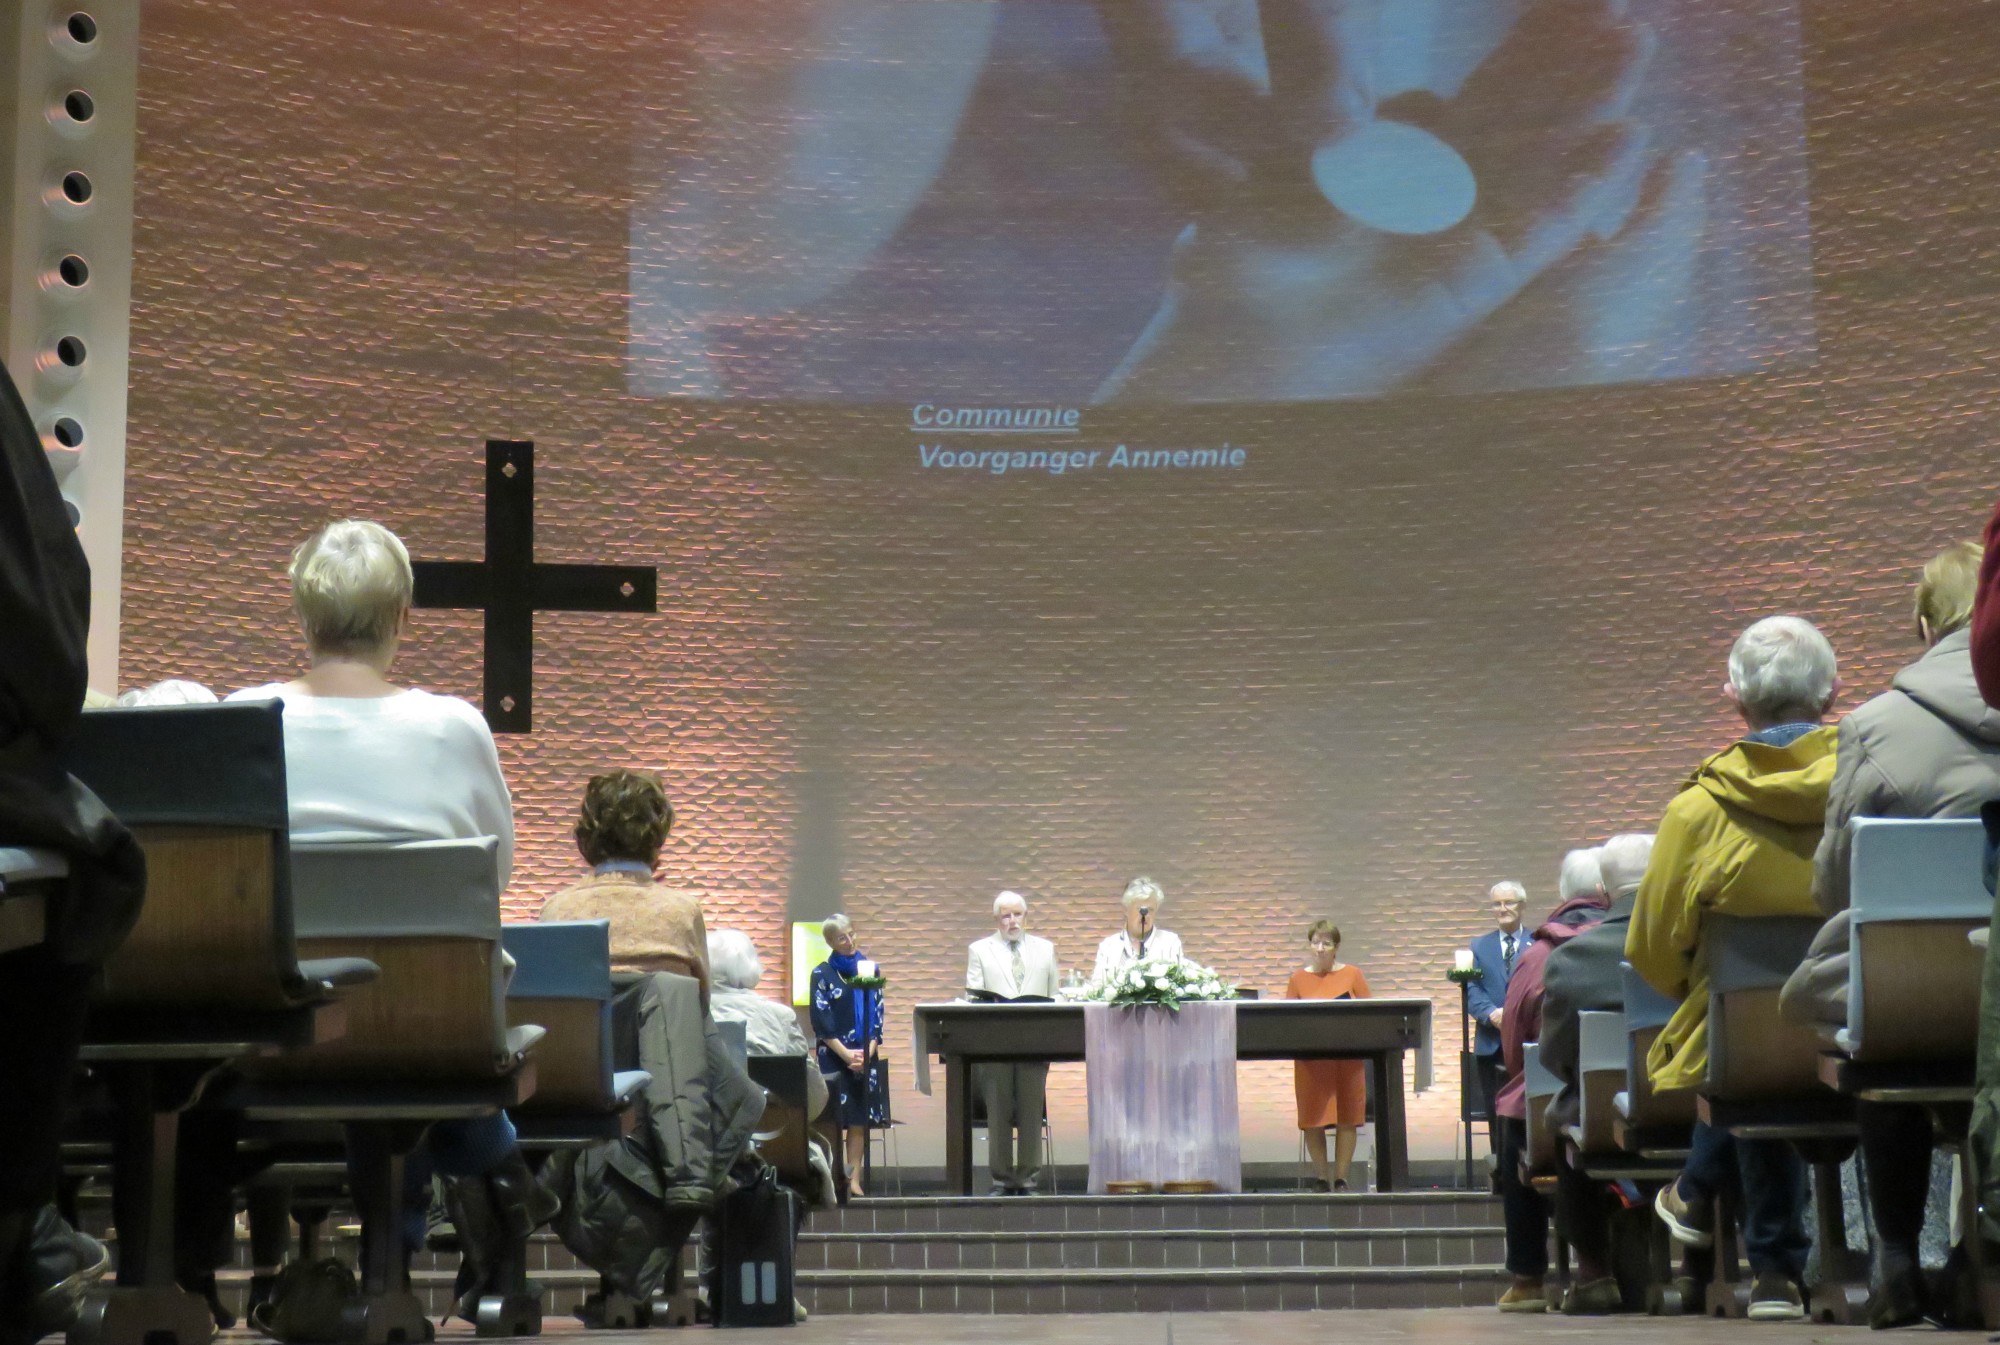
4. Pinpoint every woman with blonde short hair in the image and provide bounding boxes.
[229,519,513,876]
[222,519,528,1321]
